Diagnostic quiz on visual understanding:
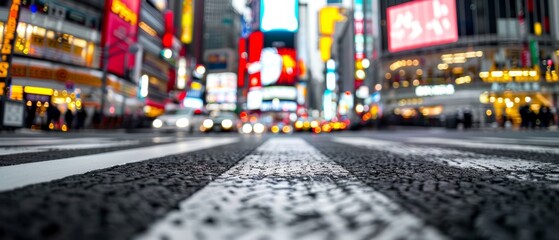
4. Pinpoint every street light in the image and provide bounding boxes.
[99,35,140,124]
